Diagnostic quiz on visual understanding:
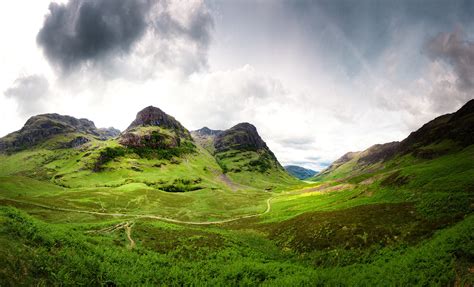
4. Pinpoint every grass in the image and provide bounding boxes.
[0,132,473,285]
[0,206,472,286]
